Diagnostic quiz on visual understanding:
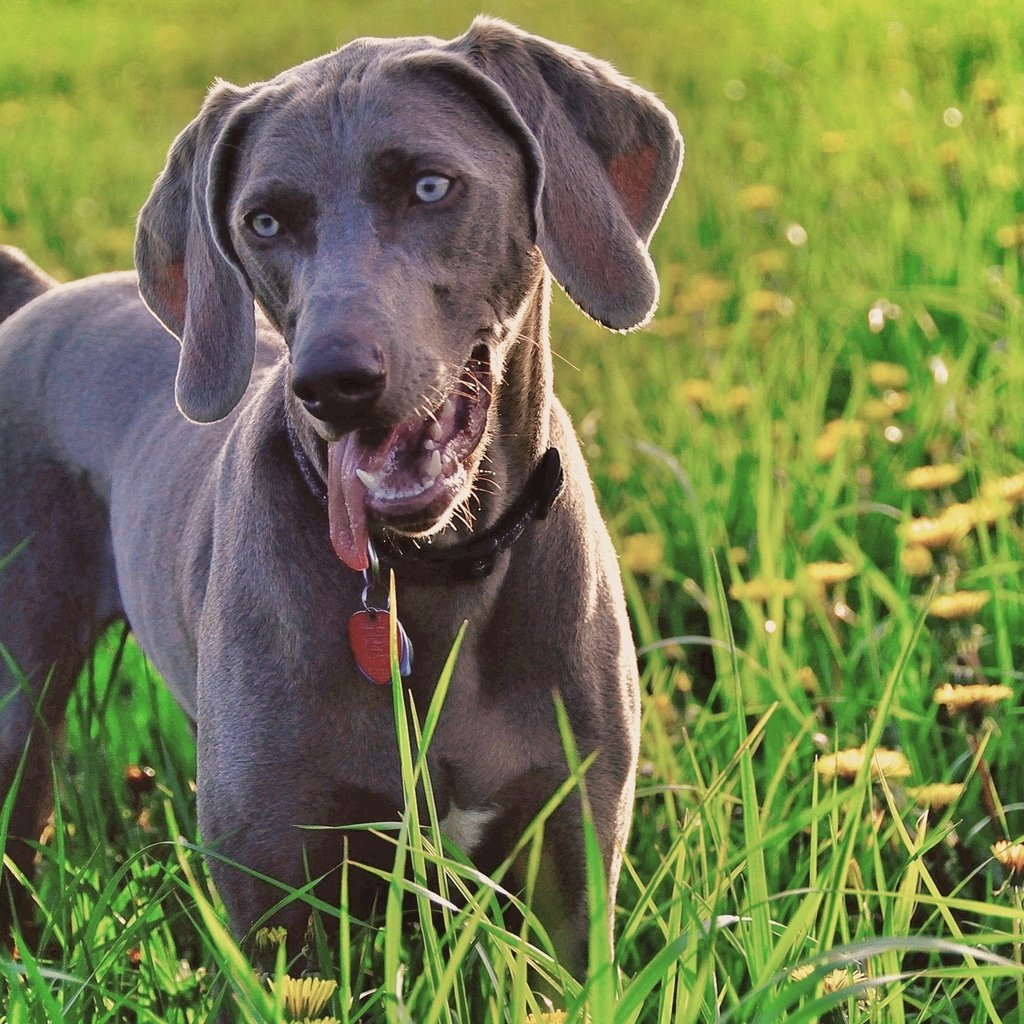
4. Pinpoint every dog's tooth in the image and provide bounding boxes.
[355,468,379,491]
[423,439,437,451]
[425,450,442,479]
[427,420,444,441]
[440,398,455,424]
